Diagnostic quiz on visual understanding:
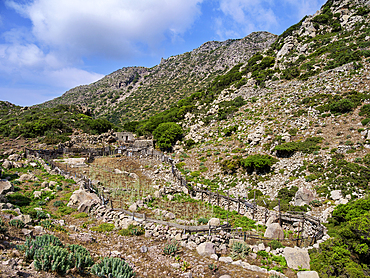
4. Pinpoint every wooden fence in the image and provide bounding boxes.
[24,146,325,244]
